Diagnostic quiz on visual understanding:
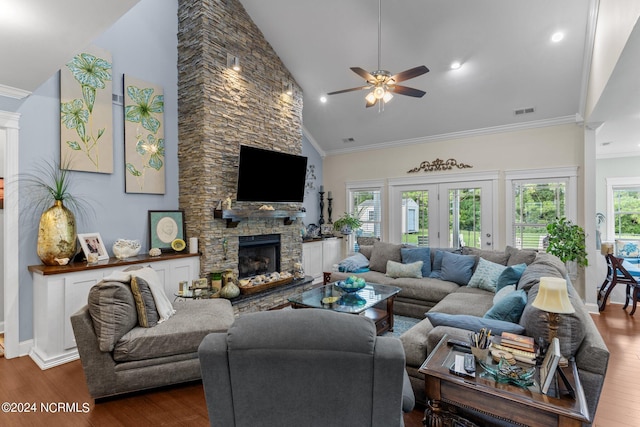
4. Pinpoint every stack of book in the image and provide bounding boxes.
[491,332,537,365]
